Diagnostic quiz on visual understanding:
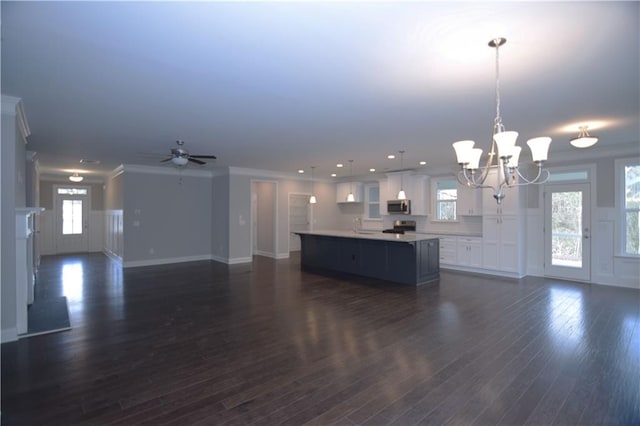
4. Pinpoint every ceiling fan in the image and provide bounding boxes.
[161,140,217,166]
